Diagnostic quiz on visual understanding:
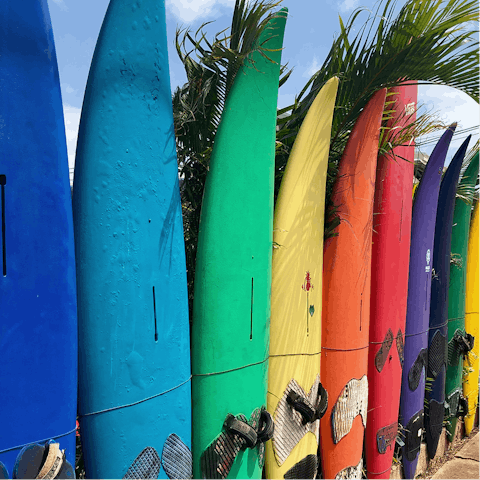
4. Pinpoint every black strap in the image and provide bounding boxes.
[286,382,328,425]
[256,408,274,444]
[223,414,257,449]
[286,391,316,425]
[456,333,474,353]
